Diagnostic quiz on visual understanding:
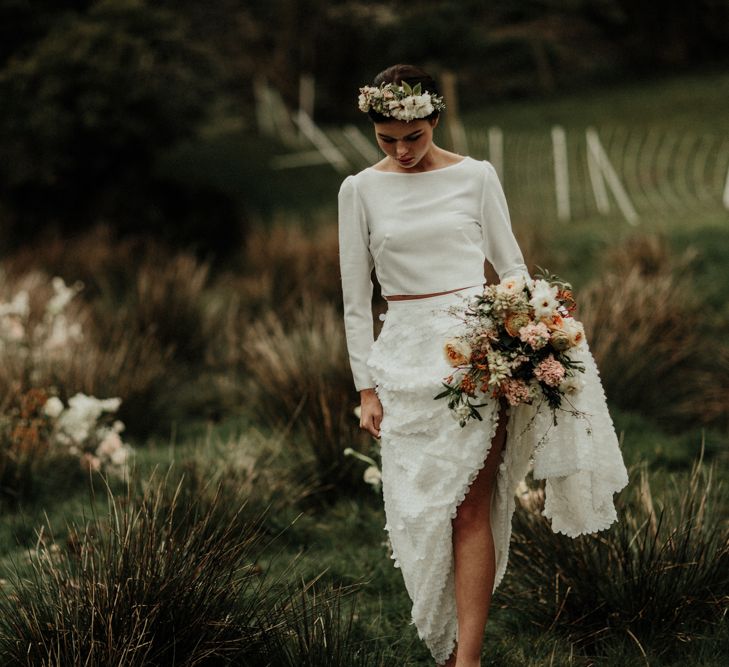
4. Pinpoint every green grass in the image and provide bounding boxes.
[462,66,729,133]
